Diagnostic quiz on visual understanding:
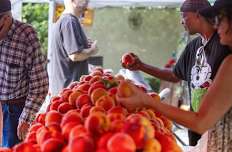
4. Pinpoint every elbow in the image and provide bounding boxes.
[171,78,180,83]
[69,54,88,62]
[167,76,180,83]
[190,114,211,134]
[167,73,180,83]
[192,123,208,134]
[68,55,75,61]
